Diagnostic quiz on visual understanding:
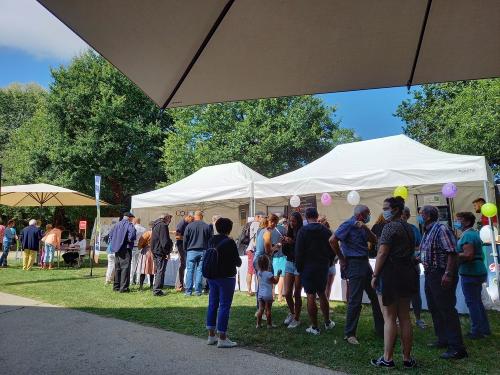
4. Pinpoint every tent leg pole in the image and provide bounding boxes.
[483,180,500,300]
